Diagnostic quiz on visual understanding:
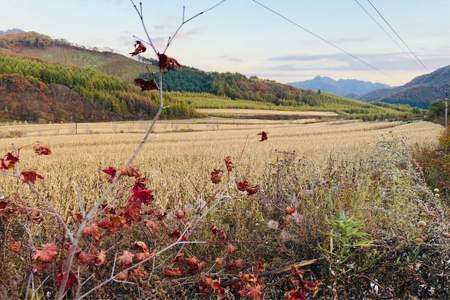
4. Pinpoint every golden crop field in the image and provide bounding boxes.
[0,117,442,211]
